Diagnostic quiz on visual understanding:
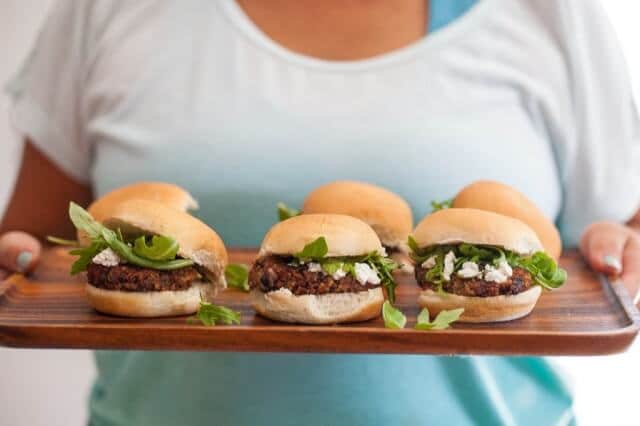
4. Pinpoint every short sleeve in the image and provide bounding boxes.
[554,0,640,245]
[4,0,93,183]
